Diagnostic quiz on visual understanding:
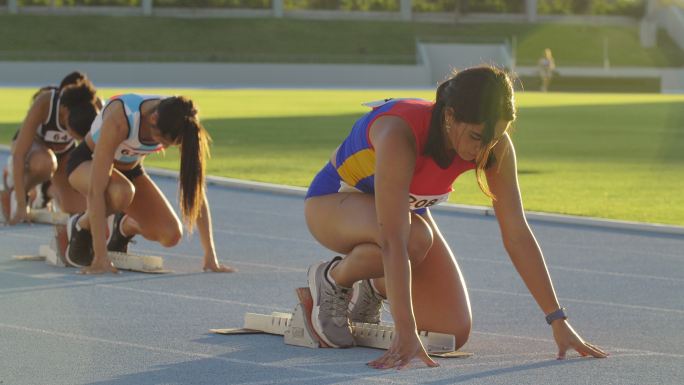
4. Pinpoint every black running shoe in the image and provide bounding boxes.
[66,213,94,268]
[33,181,52,209]
[107,212,134,253]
